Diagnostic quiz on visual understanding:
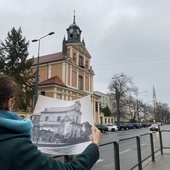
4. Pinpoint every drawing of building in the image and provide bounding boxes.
[32,101,91,145]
